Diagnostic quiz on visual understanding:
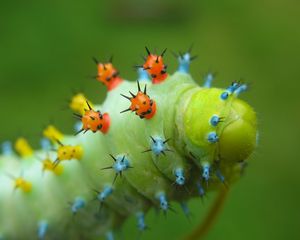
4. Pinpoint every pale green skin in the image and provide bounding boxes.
[0,72,257,239]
